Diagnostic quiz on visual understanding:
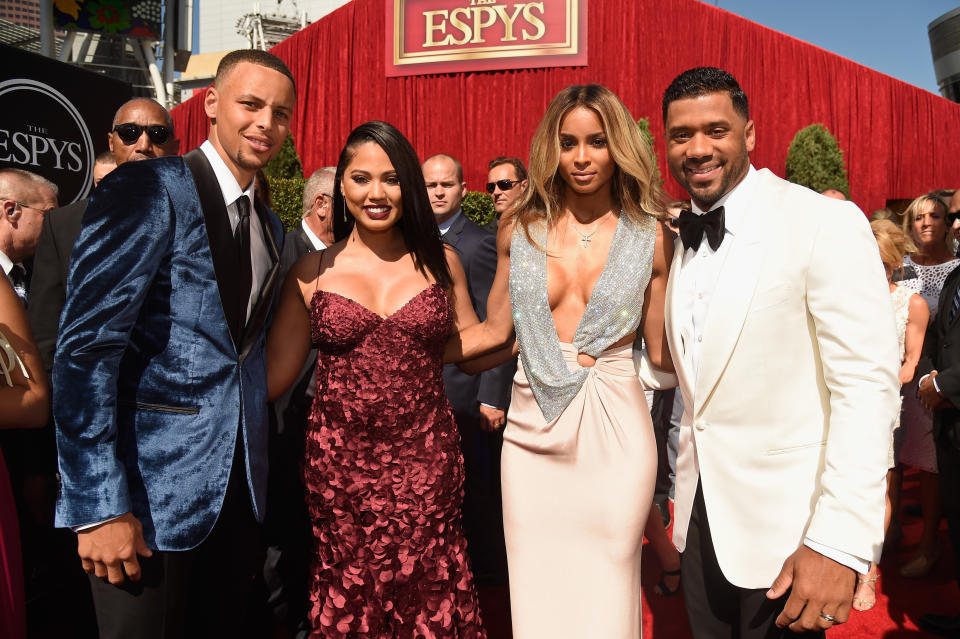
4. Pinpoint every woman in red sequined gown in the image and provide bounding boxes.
[267,122,496,638]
